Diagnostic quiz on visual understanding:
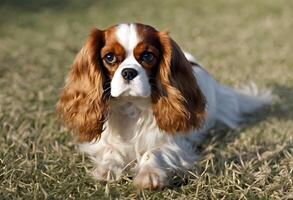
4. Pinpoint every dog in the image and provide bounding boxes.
[57,23,271,189]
